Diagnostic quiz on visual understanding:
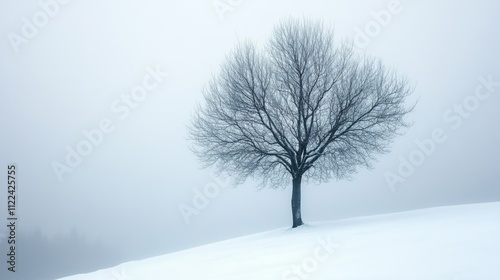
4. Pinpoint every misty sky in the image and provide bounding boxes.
[1,0,499,262]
